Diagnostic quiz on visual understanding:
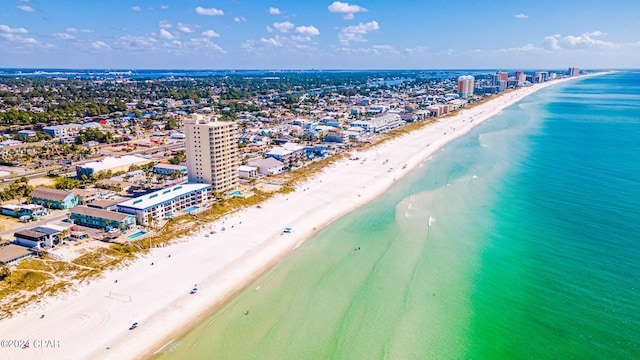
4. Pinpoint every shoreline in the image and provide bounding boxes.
[0,75,592,360]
